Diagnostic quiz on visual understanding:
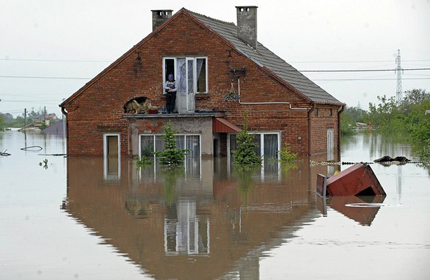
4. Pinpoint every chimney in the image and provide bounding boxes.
[151,10,173,31]
[236,6,258,49]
